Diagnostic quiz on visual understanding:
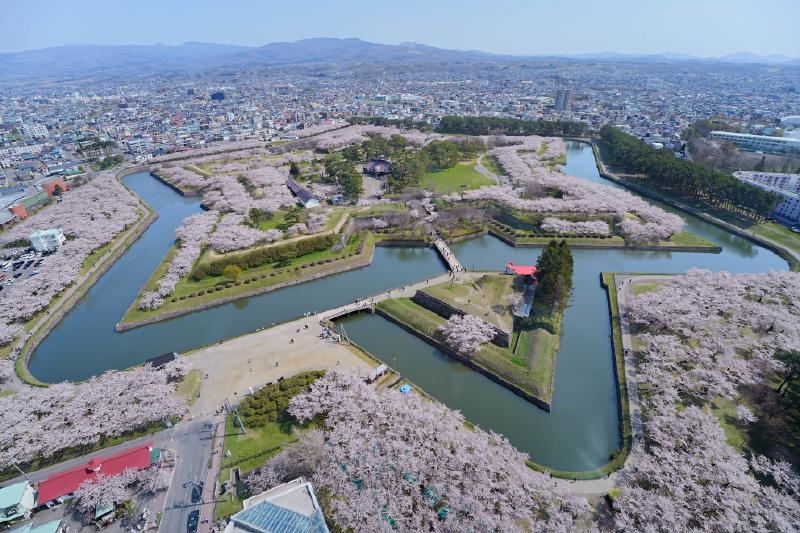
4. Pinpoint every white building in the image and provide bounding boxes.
[30,228,66,252]
[733,171,800,194]
[733,175,800,224]
[780,116,800,128]
[22,123,49,139]
[224,478,329,533]
[710,131,800,155]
